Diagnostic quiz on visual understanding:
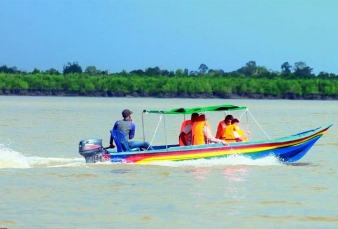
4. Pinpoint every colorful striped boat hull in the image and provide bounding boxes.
[105,124,332,164]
